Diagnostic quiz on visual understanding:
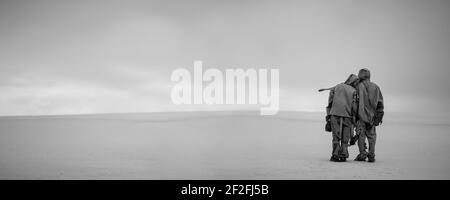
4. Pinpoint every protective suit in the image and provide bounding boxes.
[327,74,358,161]
[354,69,384,162]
